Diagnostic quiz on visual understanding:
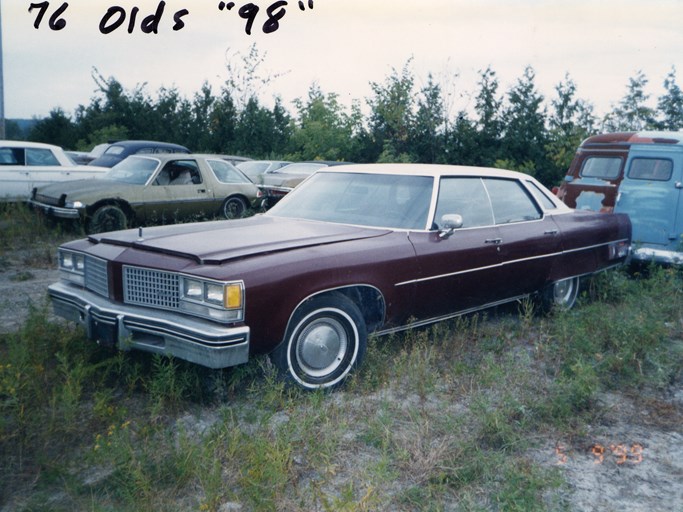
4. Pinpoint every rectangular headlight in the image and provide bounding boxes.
[58,249,86,285]
[179,277,244,322]
[183,279,204,299]
[205,283,225,305]
[60,251,85,271]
